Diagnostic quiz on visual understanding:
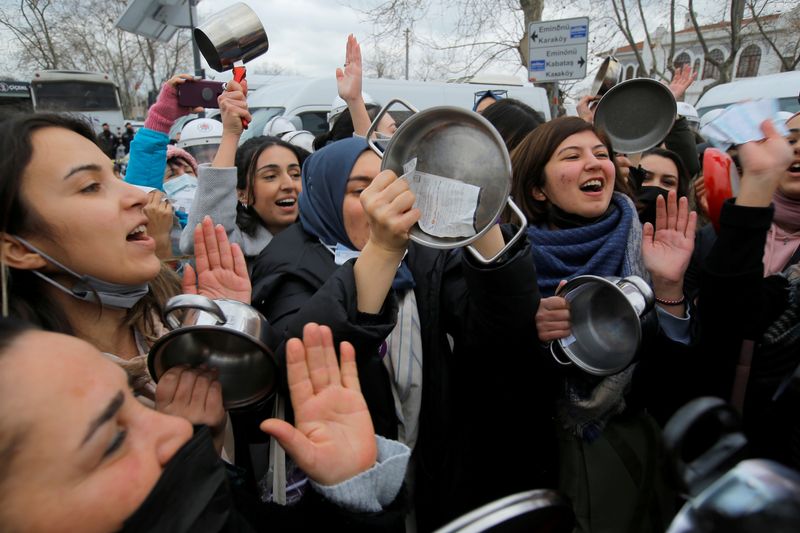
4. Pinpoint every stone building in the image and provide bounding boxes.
[611,11,797,104]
